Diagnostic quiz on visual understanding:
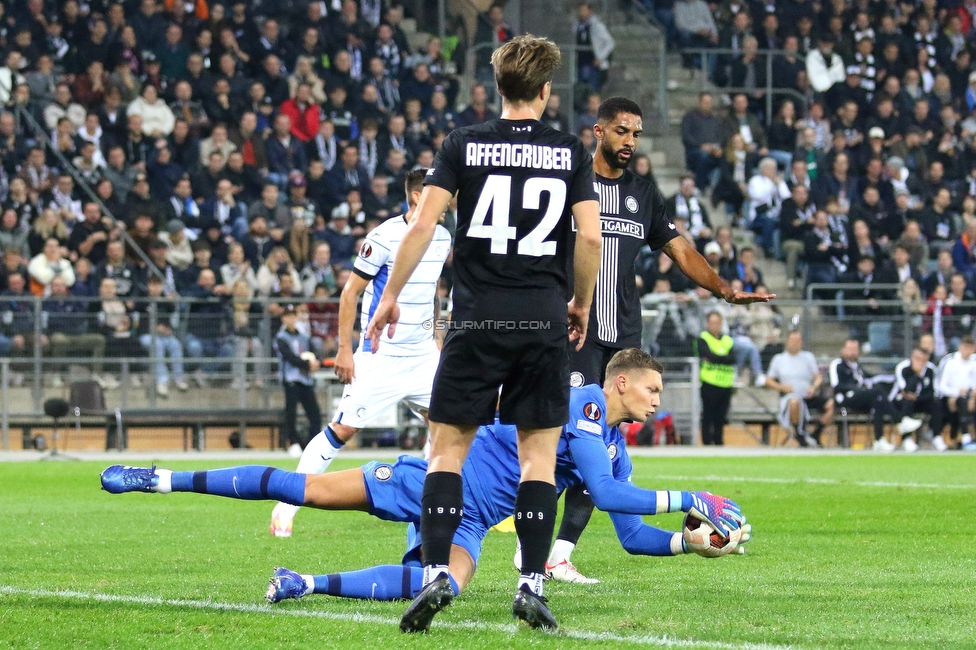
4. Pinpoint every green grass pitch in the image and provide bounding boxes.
[2,455,975,649]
